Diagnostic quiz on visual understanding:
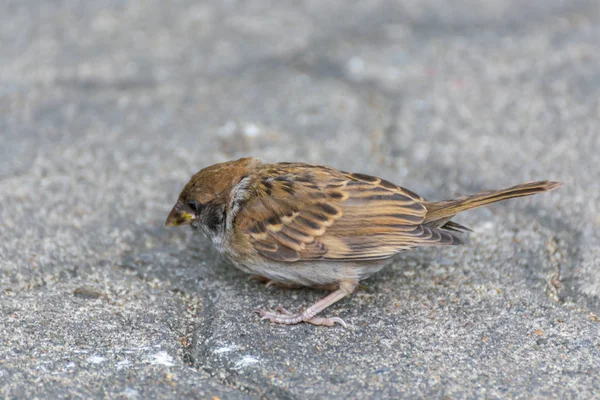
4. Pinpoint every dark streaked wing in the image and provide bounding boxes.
[235,164,461,262]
